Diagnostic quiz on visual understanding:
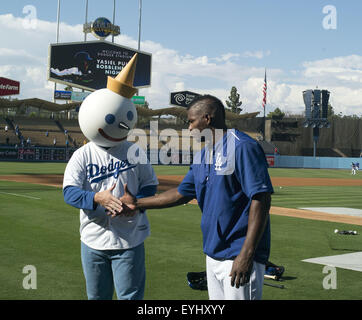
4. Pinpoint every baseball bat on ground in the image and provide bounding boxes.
[264,282,285,289]
[264,274,278,280]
